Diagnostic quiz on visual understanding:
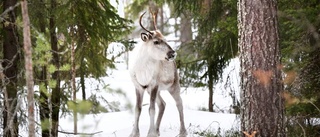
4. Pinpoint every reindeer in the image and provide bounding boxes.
[129,12,187,137]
